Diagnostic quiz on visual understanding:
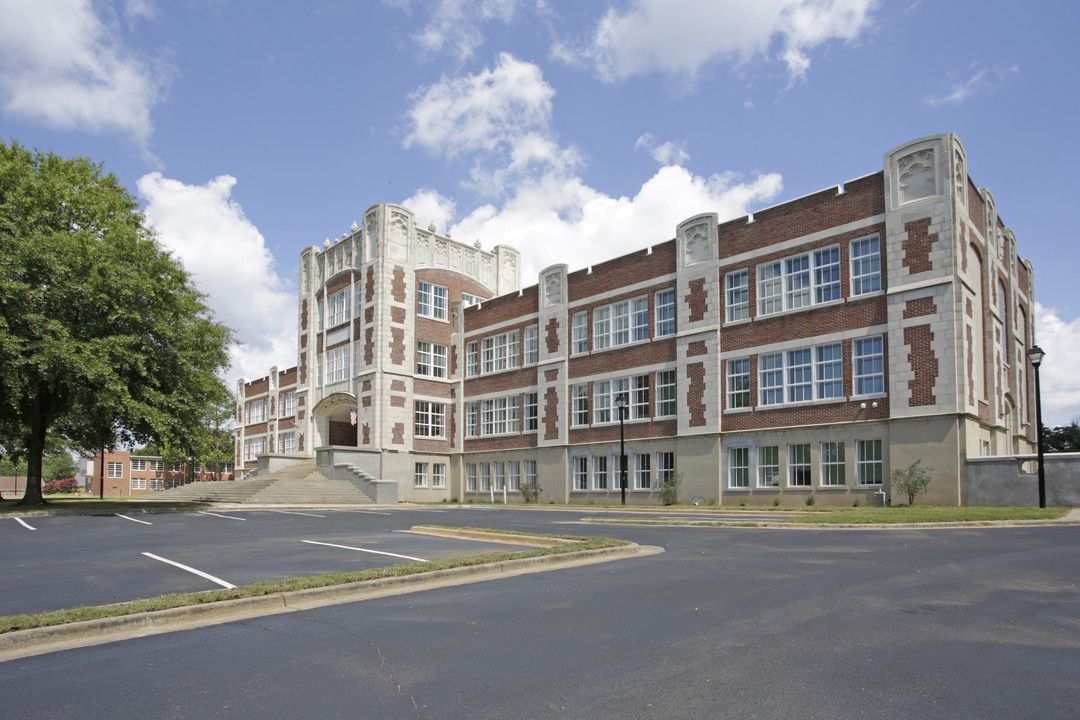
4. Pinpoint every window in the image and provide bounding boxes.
[726,270,749,322]
[759,353,785,406]
[758,446,779,487]
[593,455,608,490]
[573,456,588,491]
[279,432,296,455]
[524,393,538,431]
[789,444,811,487]
[131,459,146,471]
[317,355,323,386]
[630,374,650,419]
[414,401,445,438]
[480,463,491,491]
[655,289,675,336]
[760,341,847,406]
[326,344,349,383]
[854,336,884,396]
[572,312,588,354]
[524,324,539,364]
[107,462,123,478]
[821,442,845,486]
[786,348,813,403]
[656,370,676,417]
[466,342,479,377]
[243,437,265,462]
[416,341,448,378]
[433,463,447,488]
[149,460,164,472]
[317,298,324,332]
[245,399,267,424]
[168,462,182,472]
[612,454,627,491]
[417,281,448,320]
[481,331,520,373]
[507,462,519,491]
[856,439,883,485]
[850,236,881,296]
[414,463,428,487]
[594,297,648,350]
[494,462,505,490]
[466,463,477,491]
[727,358,751,409]
[572,385,589,427]
[524,461,537,489]
[479,396,519,435]
[149,477,164,491]
[327,287,350,327]
[634,453,651,490]
[281,391,296,417]
[815,344,843,399]
[461,292,482,307]
[130,477,146,490]
[465,403,478,438]
[657,452,675,486]
[758,245,842,316]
